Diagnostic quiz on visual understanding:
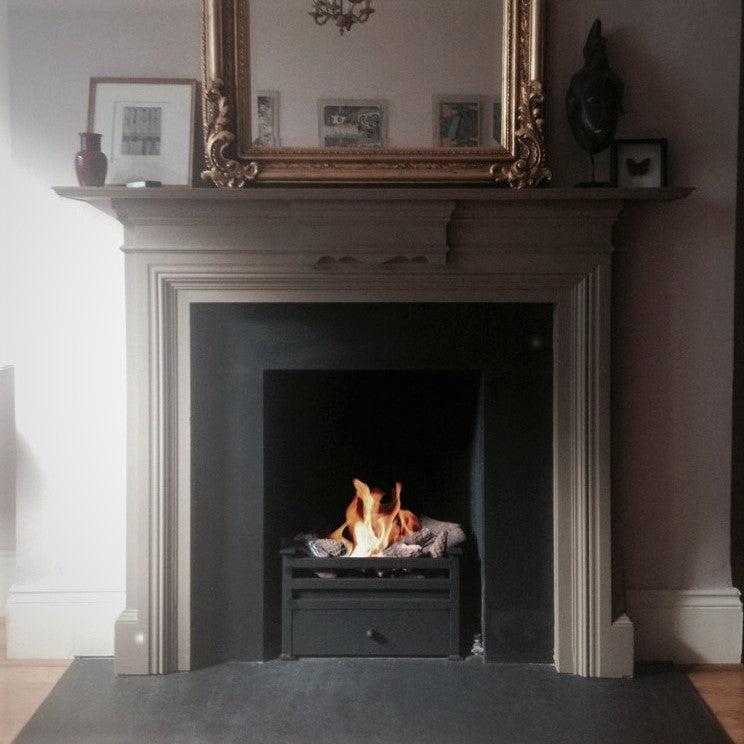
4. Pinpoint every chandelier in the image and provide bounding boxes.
[309,0,375,35]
